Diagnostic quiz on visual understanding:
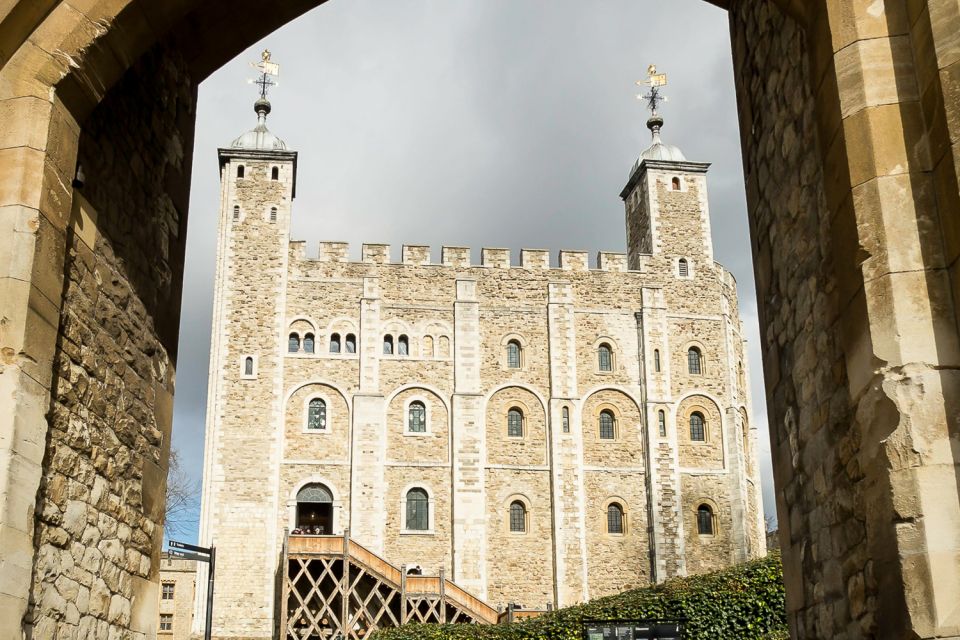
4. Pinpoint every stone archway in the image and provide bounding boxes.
[1,1,959,639]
